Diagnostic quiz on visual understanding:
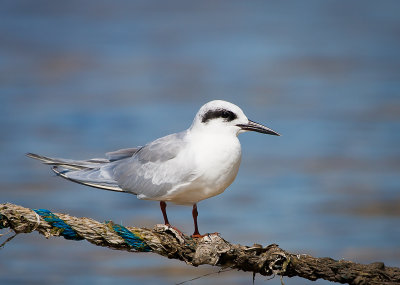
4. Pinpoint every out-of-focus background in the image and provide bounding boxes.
[1,1,399,284]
